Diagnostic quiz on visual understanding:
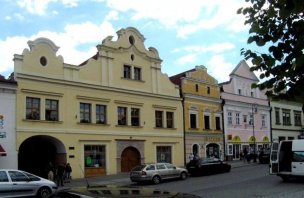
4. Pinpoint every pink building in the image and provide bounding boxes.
[220,61,271,161]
